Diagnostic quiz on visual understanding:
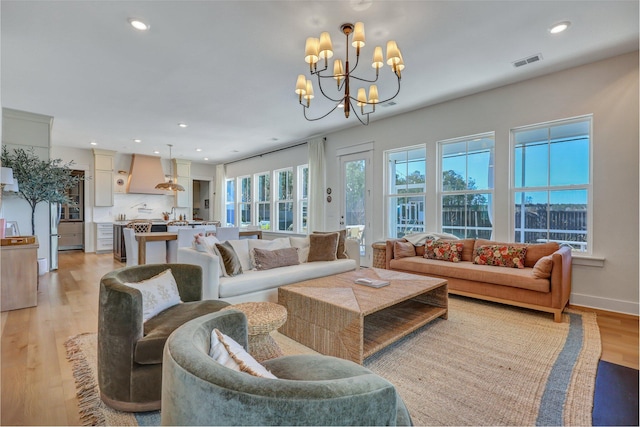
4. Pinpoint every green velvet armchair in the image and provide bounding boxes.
[161,309,413,426]
[98,264,230,412]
